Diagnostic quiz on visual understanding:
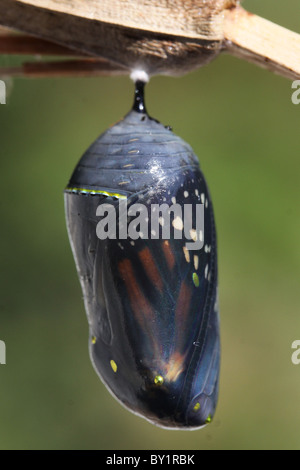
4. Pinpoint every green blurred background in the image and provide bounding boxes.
[0,0,299,450]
